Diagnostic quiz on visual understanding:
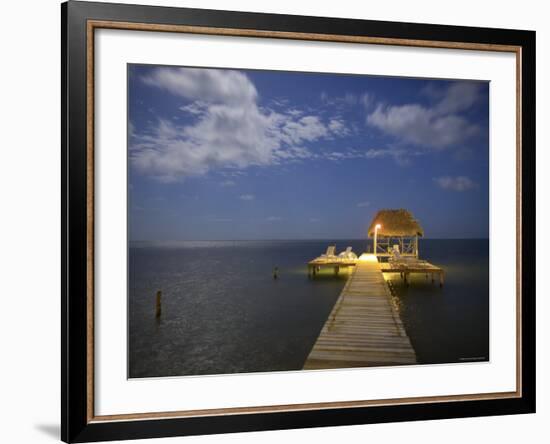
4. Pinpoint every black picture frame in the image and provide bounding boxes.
[62,1,536,442]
